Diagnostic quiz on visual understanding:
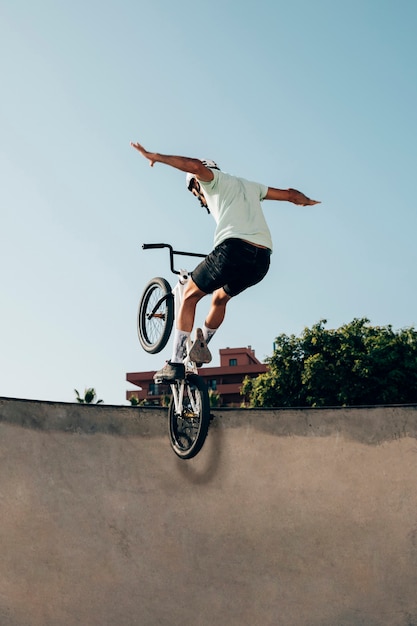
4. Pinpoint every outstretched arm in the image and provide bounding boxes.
[265,187,320,206]
[130,141,214,182]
